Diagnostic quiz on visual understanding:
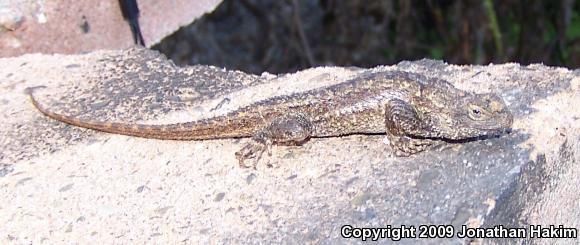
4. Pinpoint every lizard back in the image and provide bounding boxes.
[27,71,492,140]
